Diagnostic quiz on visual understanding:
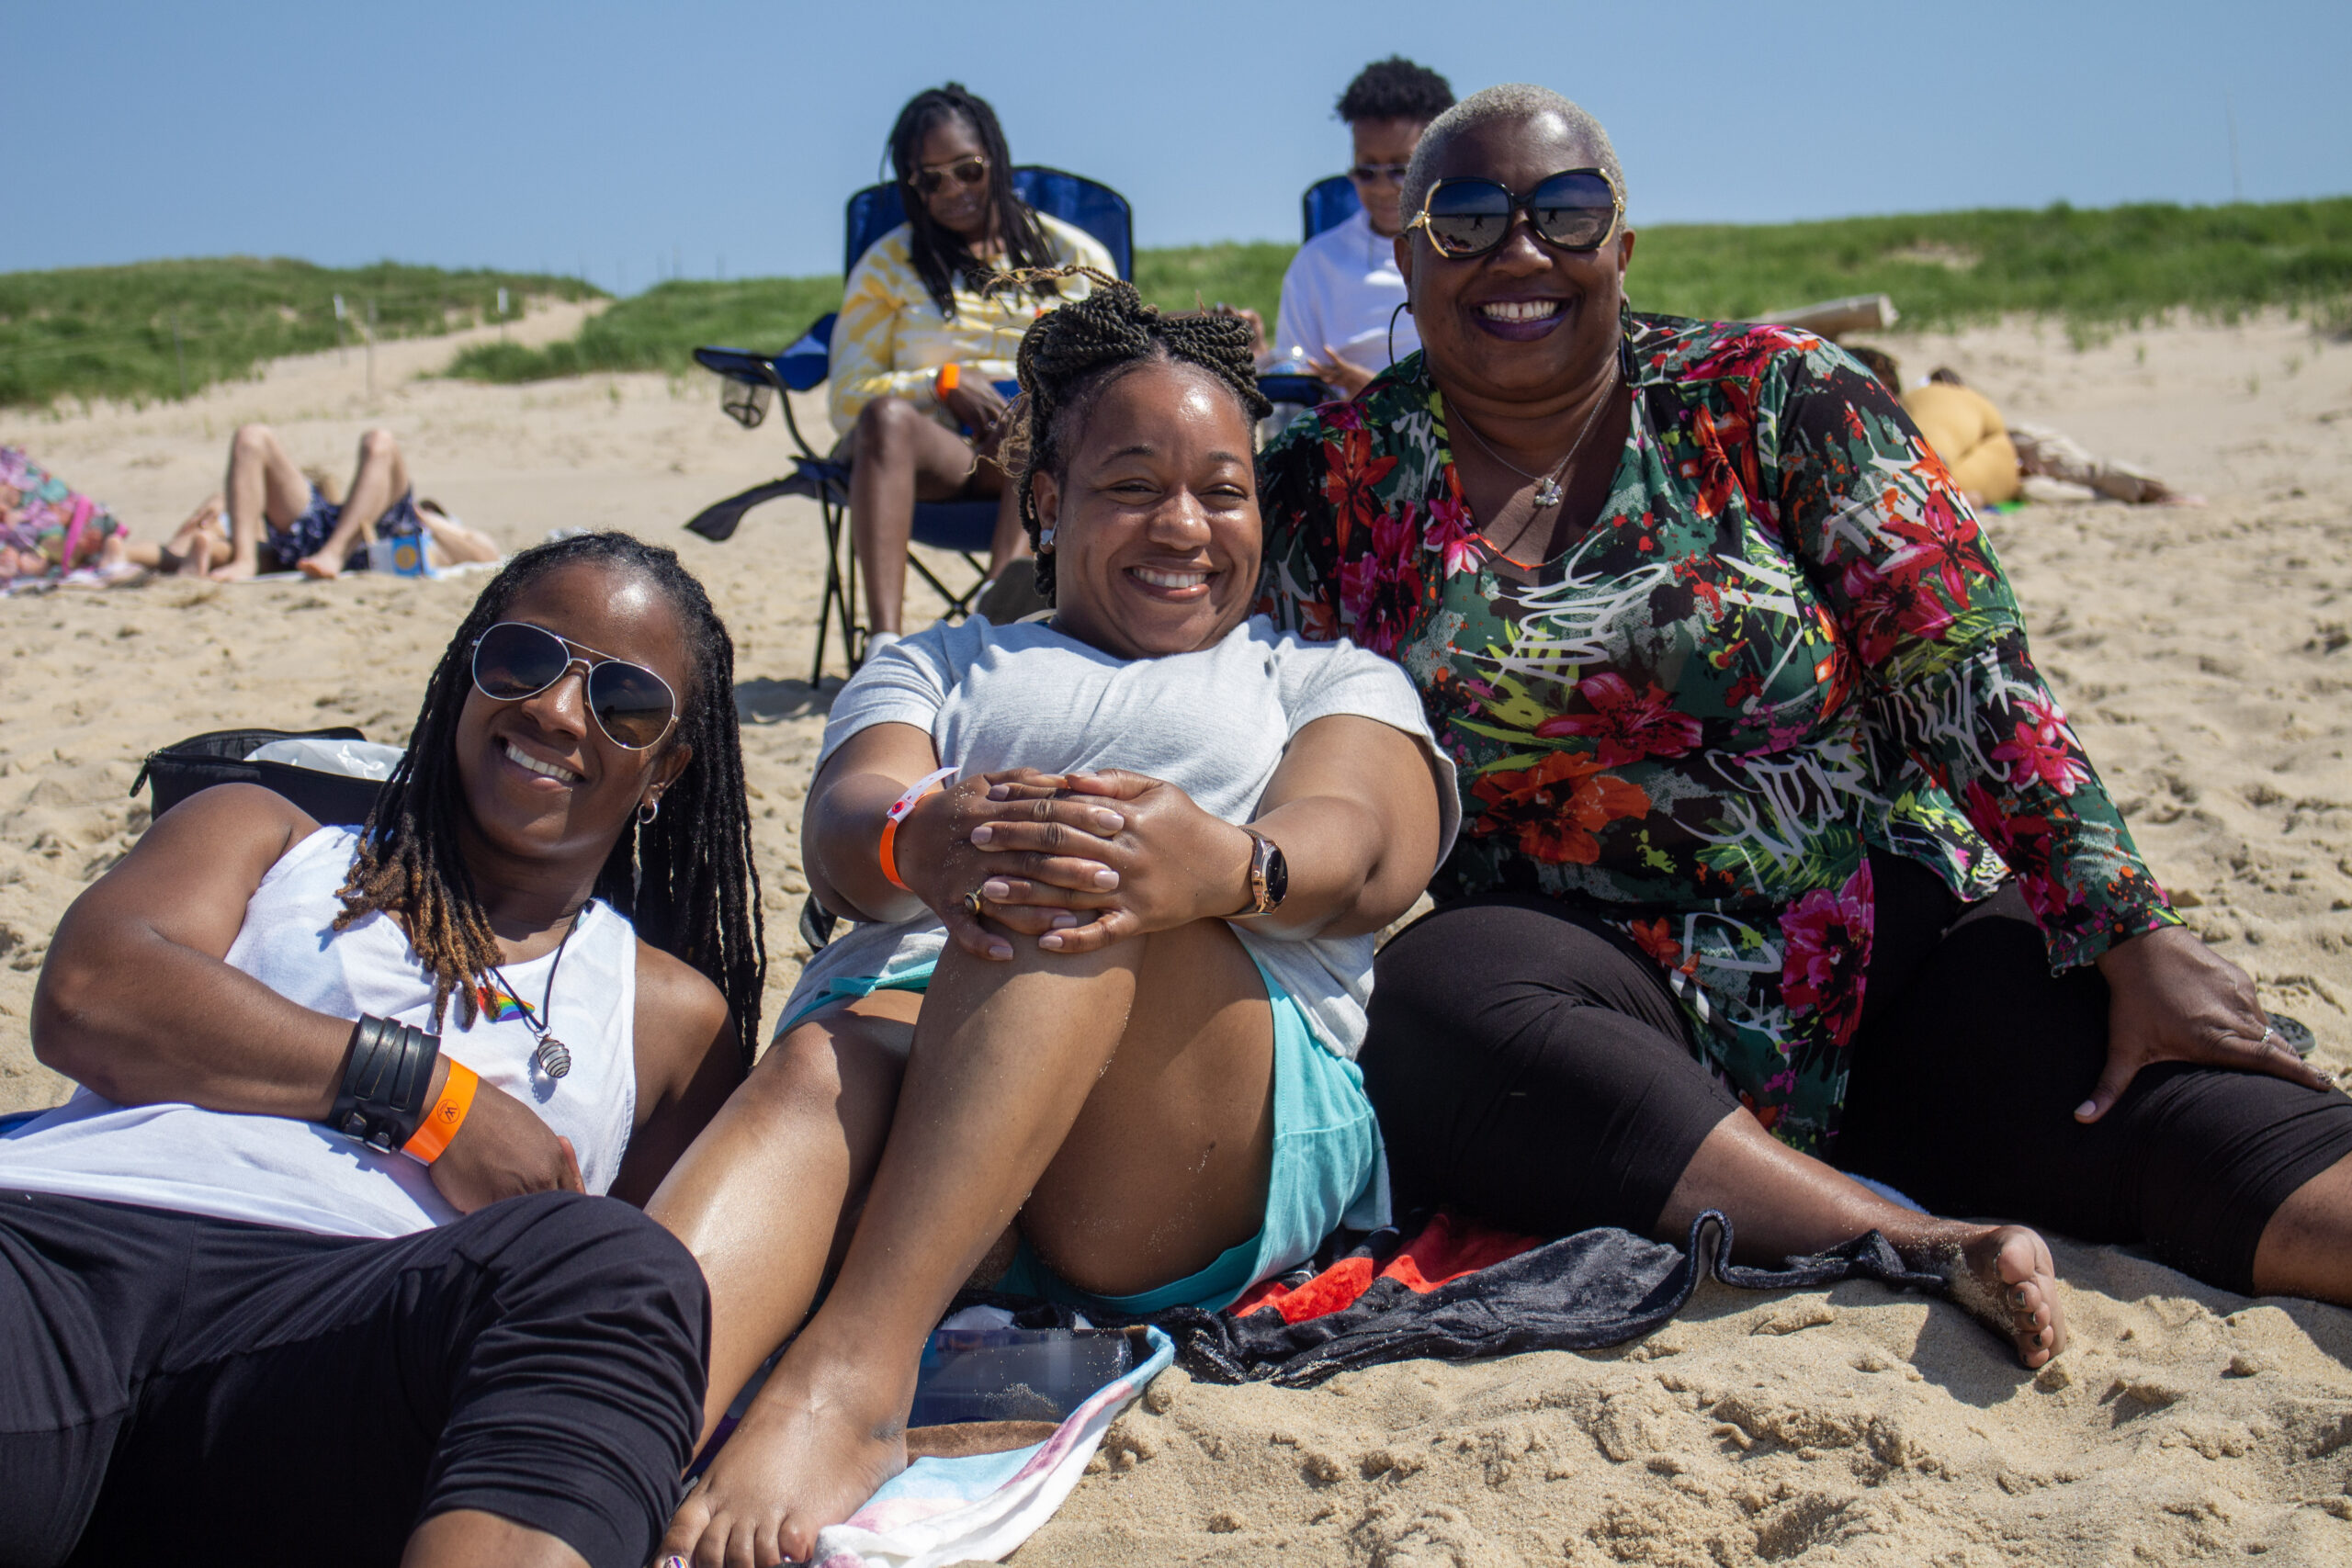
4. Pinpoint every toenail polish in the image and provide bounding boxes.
[971,825,994,845]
